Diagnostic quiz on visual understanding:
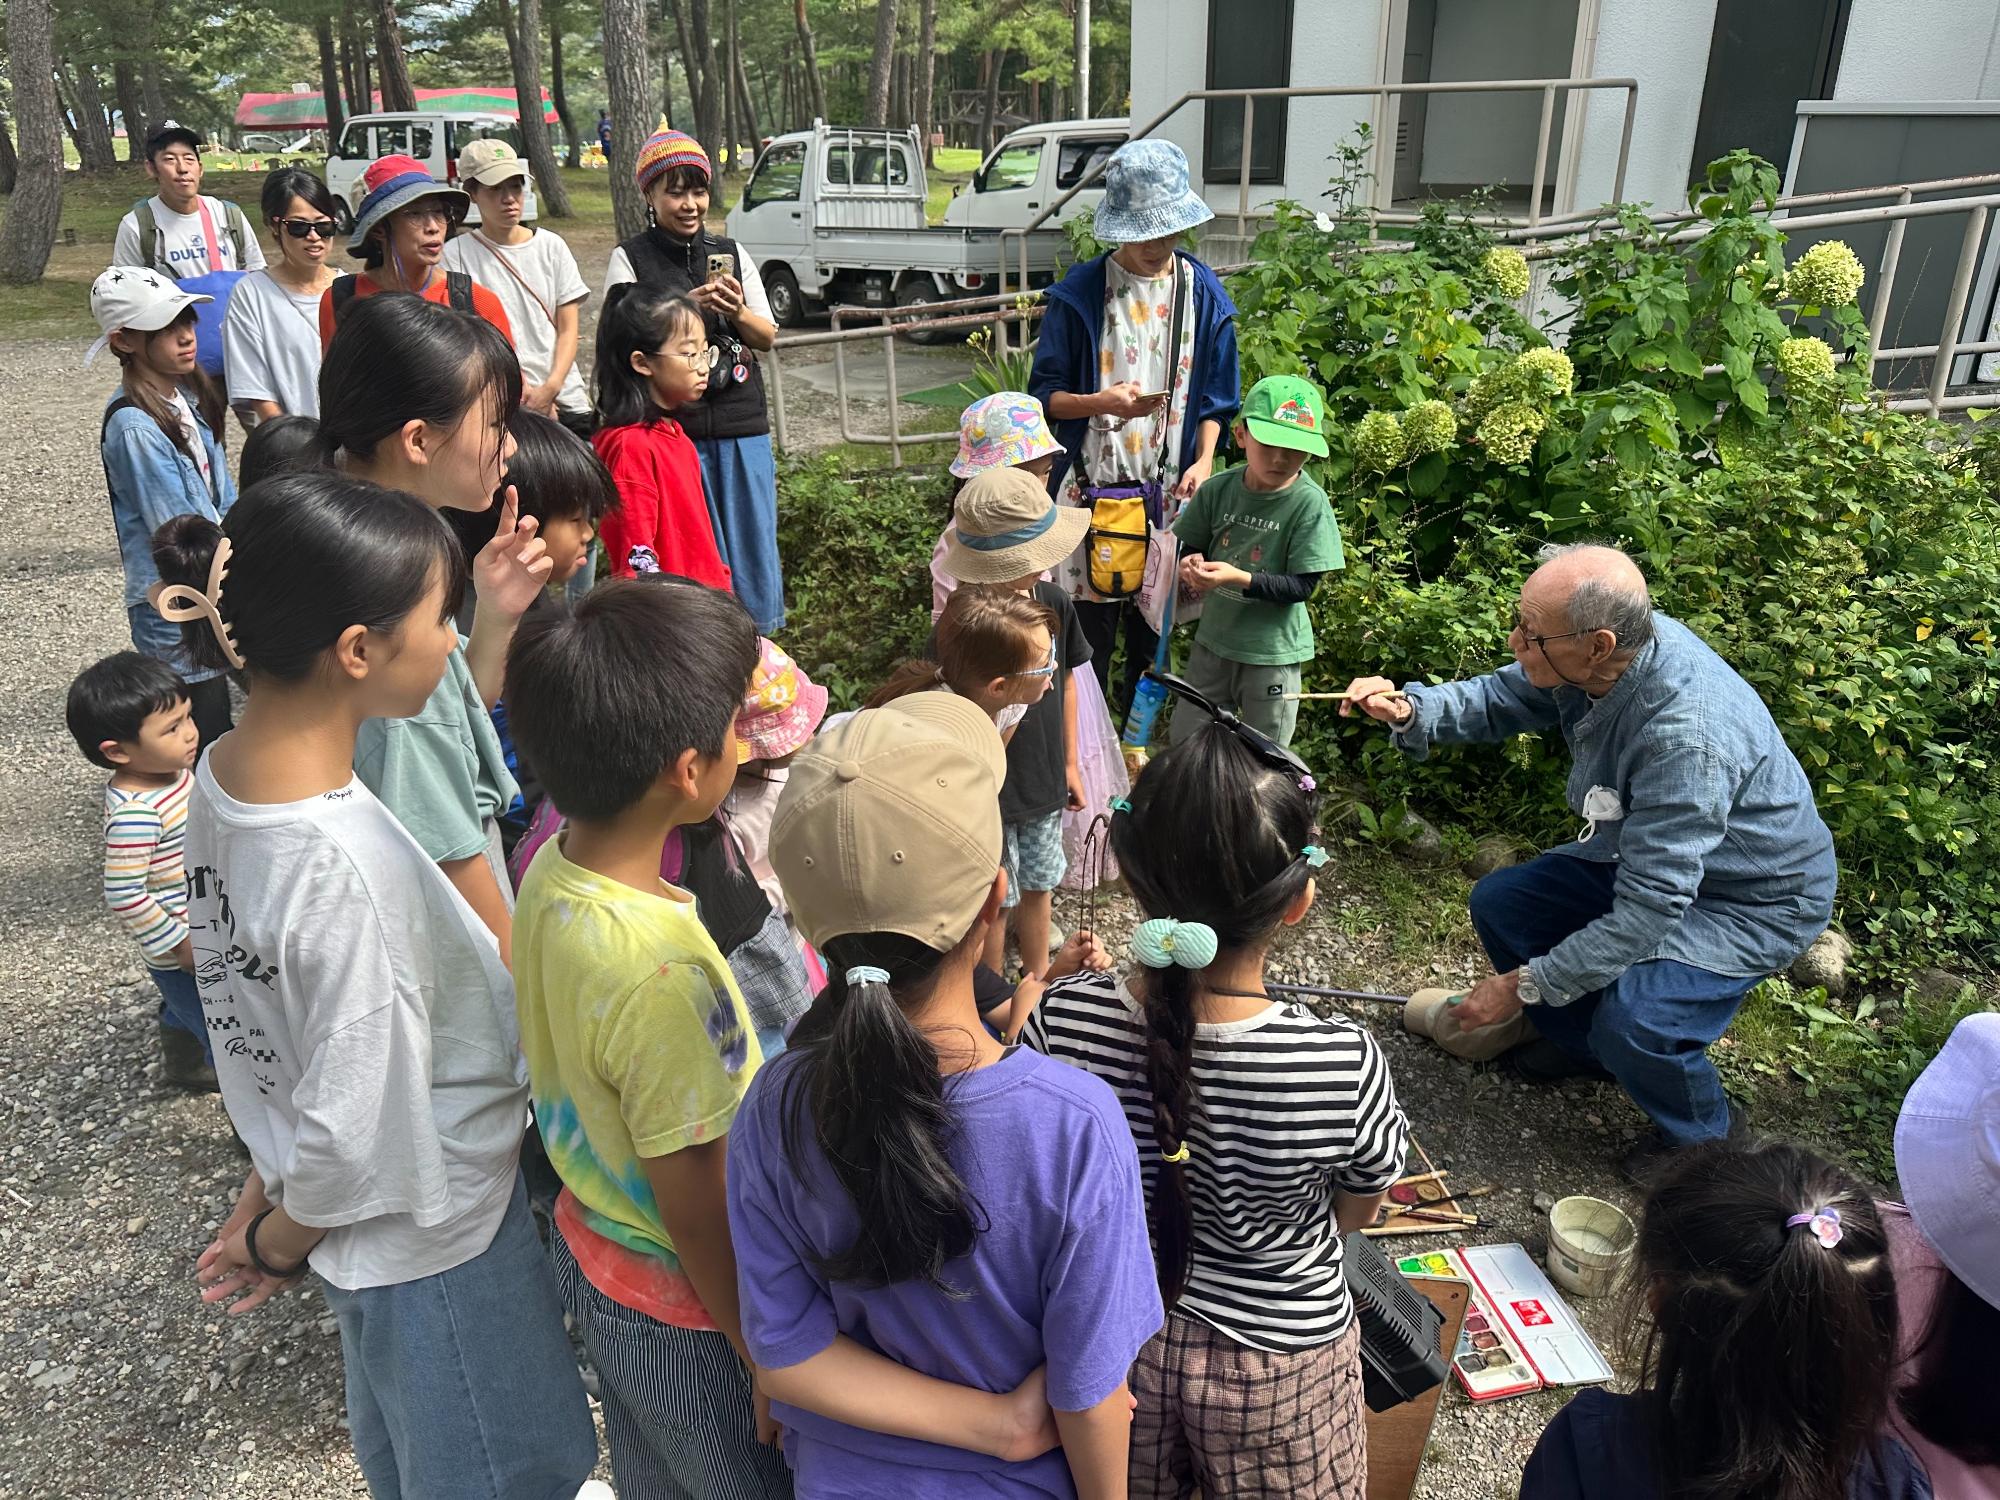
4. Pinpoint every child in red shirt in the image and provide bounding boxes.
[590,286,730,588]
